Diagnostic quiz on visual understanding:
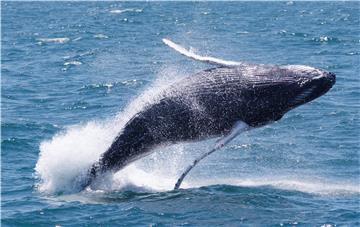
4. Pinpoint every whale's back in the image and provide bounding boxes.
[128,65,291,144]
